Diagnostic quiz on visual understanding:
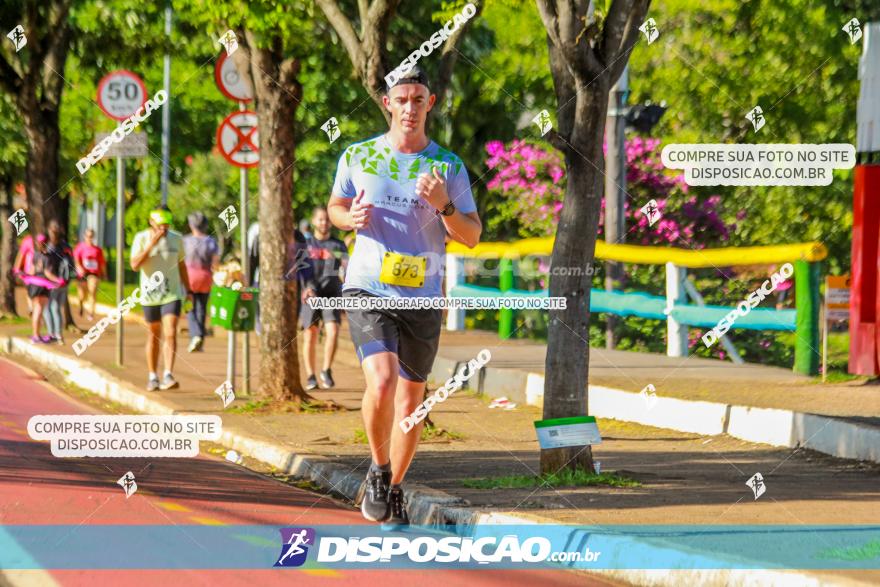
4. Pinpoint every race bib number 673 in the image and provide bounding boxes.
[380,252,426,288]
